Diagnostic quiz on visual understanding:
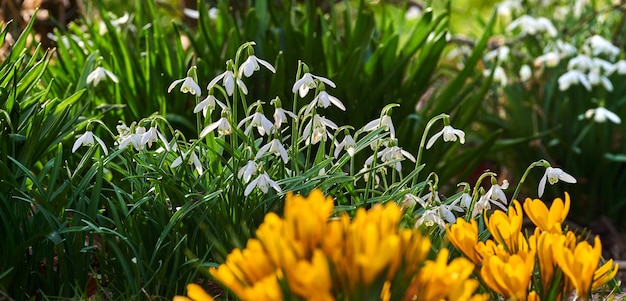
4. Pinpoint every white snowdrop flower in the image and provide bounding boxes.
[426,125,465,149]
[555,40,577,57]
[256,138,289,164]
[171,149,203,175]
[614,60,626,74]
[401,193,419,211]
[244,172,281,196]
[471,195,491,218]
[587,67,613,91]
[363,115,396,139]
[194,94,226,117]
[272,107,296,129]
[440,202,463,224]
[378,145,416,172]
[592,58,617,75]
[116,123,131,137]
[538,167,576,197]
[239,55,276,78]
[118,126,146,151]
[111,12,130,26]
[573,0,589,17]
[302,114,338,145]
[587,35,620,59]
[472,195,494,218]
[238,111,274,136]
[519,64,532,82]
[507,15,557,37]
[207,70,247,96]
[334,134,356,158]
[358,165,384,187]
[446,45,473,69]
[585,107,621,124]
[183,8,199,19]
[558,70,591,91]
[238,160,258,183]
[184,7,218,20]
[72,131,108,155]
[483,66,508,86]
[415,208,445,228]
[208,7,218,19]
[497,0,522,18]
[419,191,440,207]
[534,51,560,68]
[567,55,593,72]
[291,72,336,98]
[405,6,422,20]
[142,126,170,150]
[304,91,346,115]
[484,46,510,62]
[168,76,202,96]
[87,67,119,86]
[458,192,472,209]
[482,180,509,211]
[200,111,232,137]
